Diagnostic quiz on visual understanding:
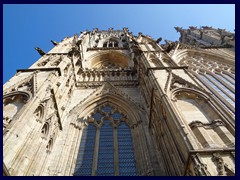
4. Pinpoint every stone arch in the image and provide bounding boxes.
[88,51,130,69]
[70,93,142,127]
[3,91,31,104]
[3,91,31,128]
